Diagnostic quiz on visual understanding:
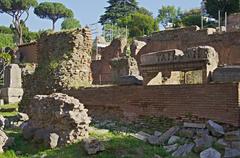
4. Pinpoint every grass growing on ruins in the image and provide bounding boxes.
[0,106,199,158]
[0,104,18,117]
[0,128,173,158]
[0,115,176,158]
